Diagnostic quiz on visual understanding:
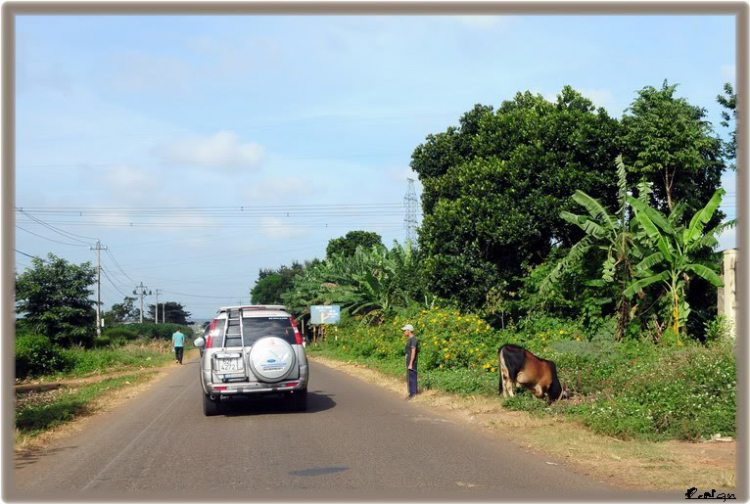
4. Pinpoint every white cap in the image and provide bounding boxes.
[401,324,414,332]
